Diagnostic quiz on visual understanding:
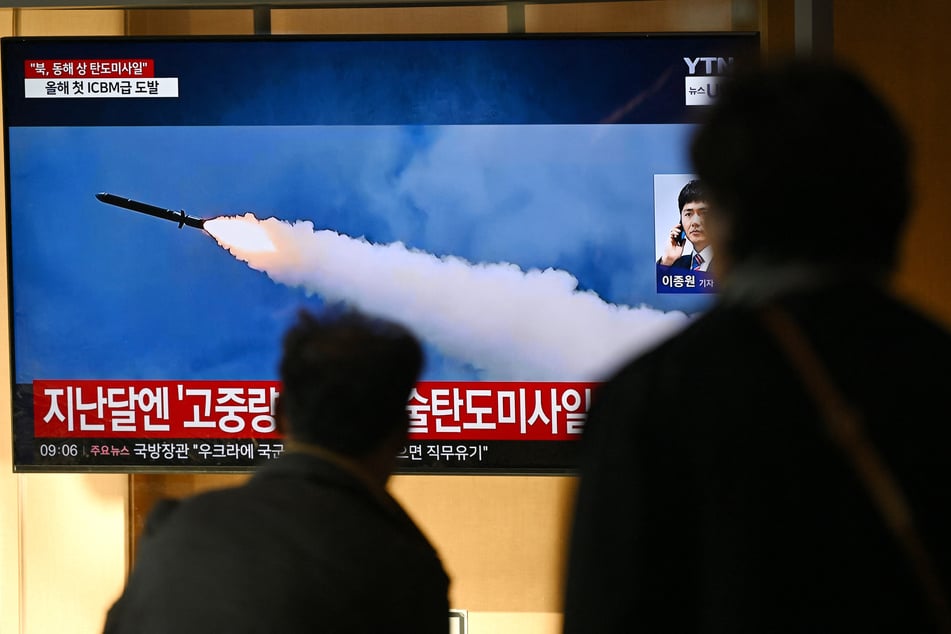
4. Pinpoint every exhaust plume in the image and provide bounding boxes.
[204,214,689,381]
